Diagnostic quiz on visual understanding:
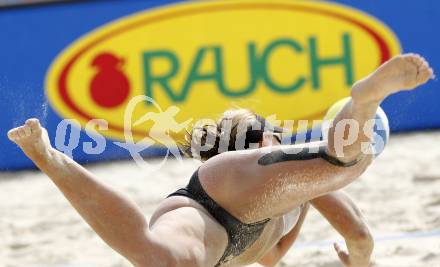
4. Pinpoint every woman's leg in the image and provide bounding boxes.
[8,121,230,266]
[201,54,433,222]
[327,54,434,162]
[7,120,156,265]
